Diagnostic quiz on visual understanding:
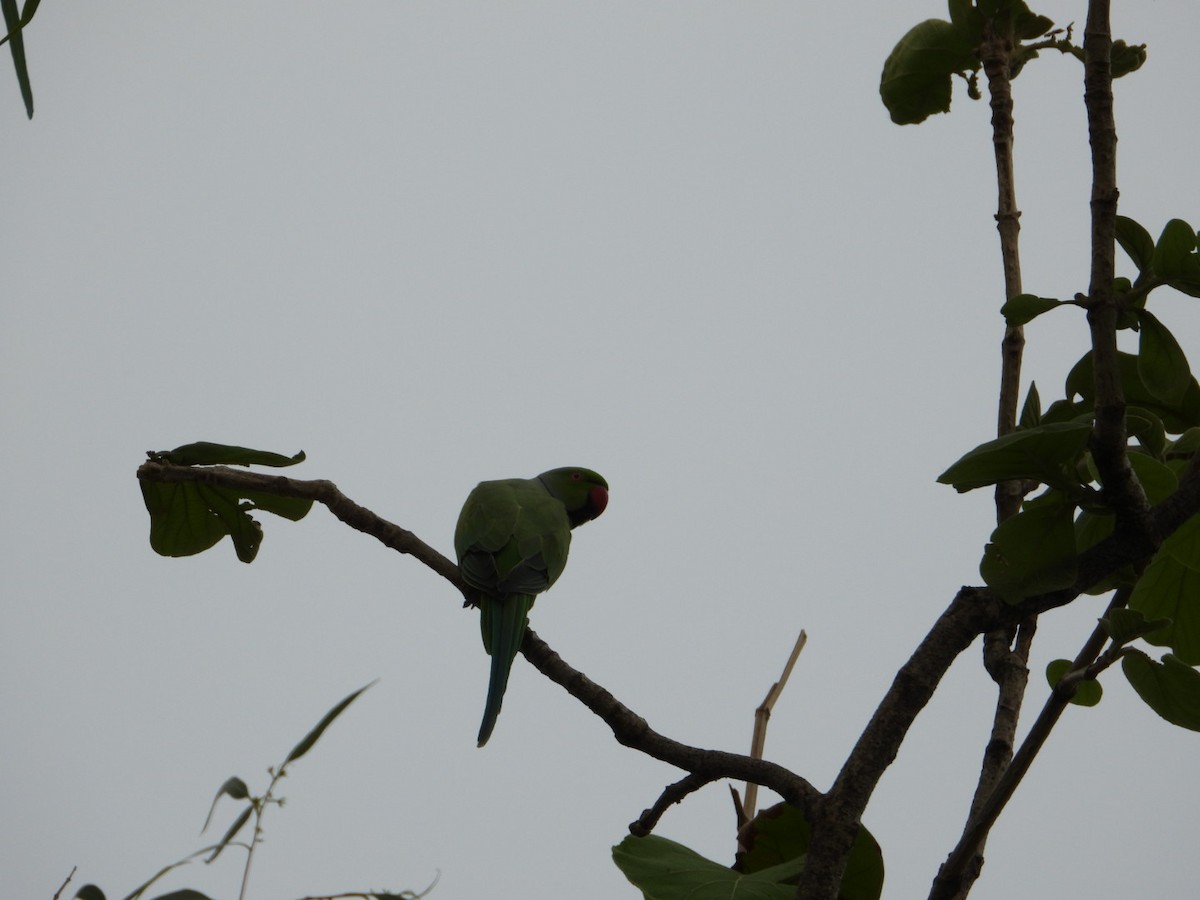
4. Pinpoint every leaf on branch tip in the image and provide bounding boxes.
[285,680,377,765]
[149,441,306,468]
[880,18,980,125]
[139,480,312,563]
[202,776,251,833]
[1018,382,1041,428]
